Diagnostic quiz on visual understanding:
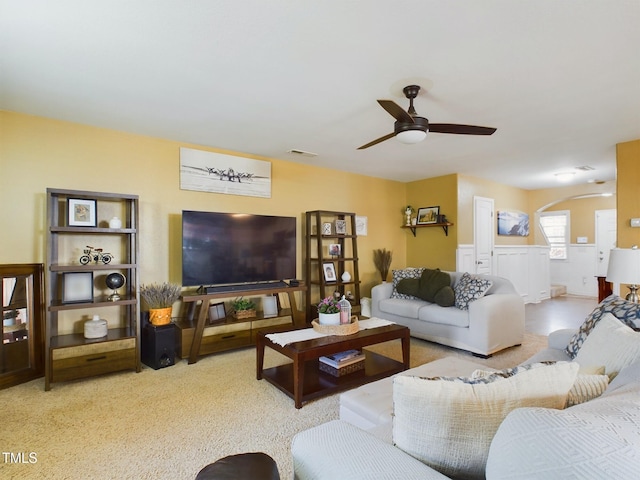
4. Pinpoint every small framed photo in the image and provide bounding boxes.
[208,302,226,324]
[335,219,347,235]
[417,206,440,225]
[62,272,94,304]
[68,198,97,227]
[328,243,341,257]
[323,262,337,282]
